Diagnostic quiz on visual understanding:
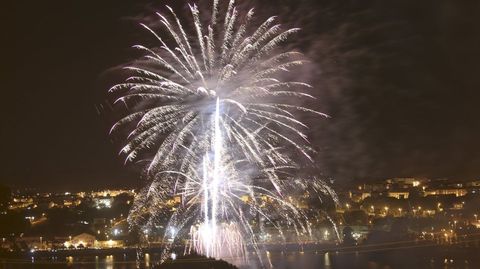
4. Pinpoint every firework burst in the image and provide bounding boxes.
[109,0,337,266]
